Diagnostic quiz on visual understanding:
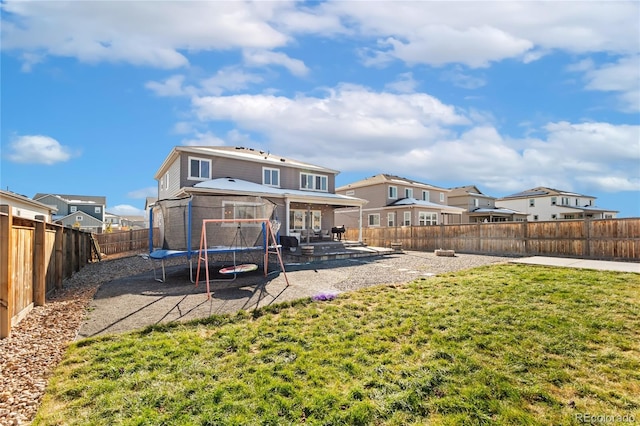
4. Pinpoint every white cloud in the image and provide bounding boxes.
[1,1,290,69]
[192,84,469,157]
[127,187,157,199]
[200,67,265,95]
[441,67,486,90]
[385,72,418,94]
[583,55,640,113]
[108,204,146,217]
[145,75,193,97]
[243,50,309,77]
[181,131,227,147]
[7,135,74,165]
